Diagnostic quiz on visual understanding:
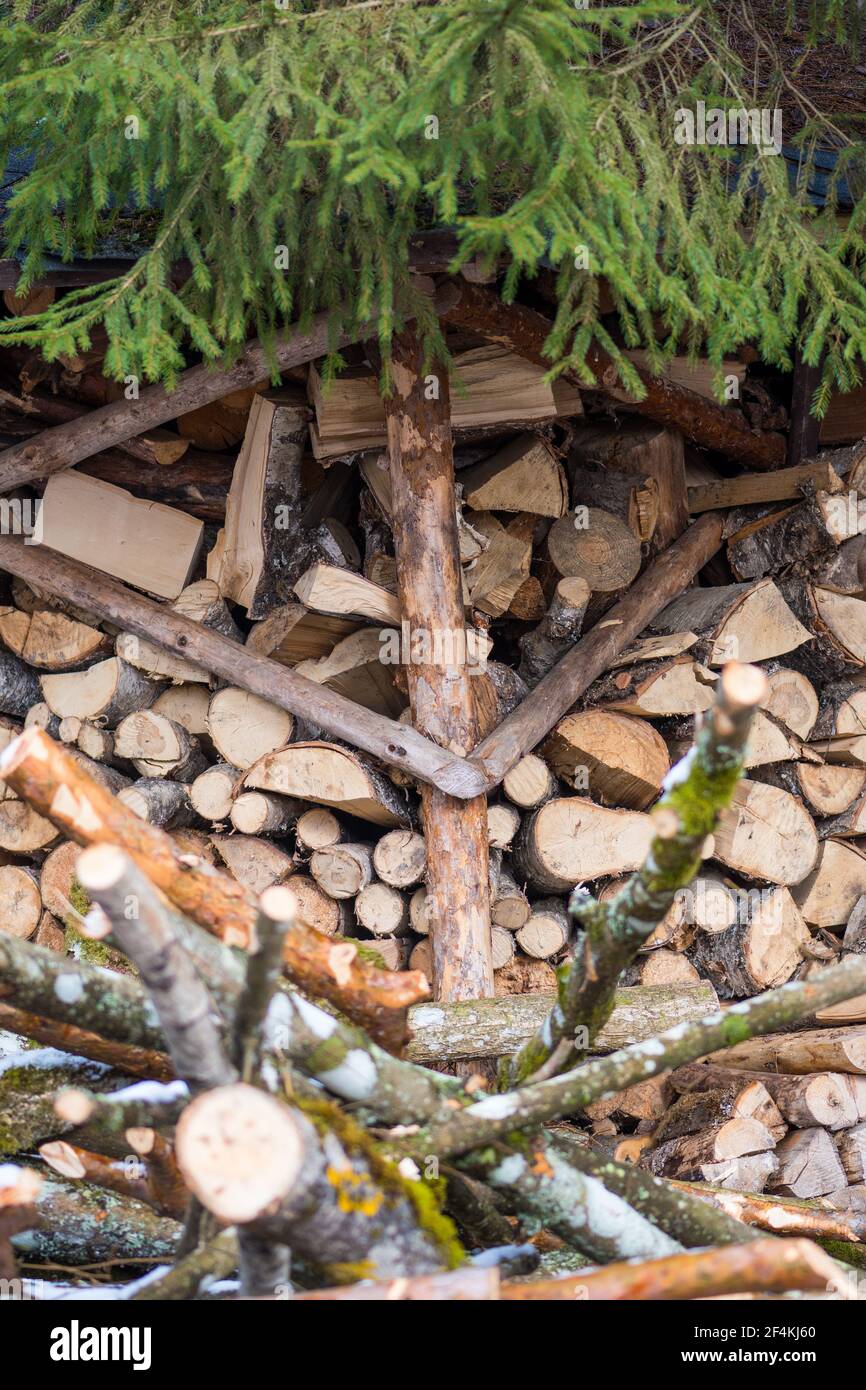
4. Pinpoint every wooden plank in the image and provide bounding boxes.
[688,460,844,513]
